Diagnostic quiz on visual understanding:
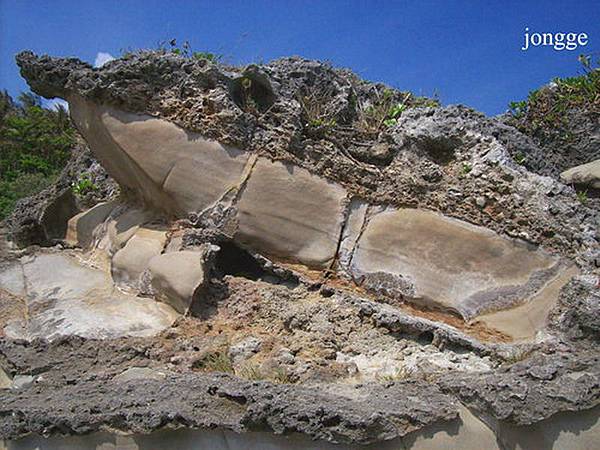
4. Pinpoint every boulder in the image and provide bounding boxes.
[147,250,210,313]
[560,159,600,189]
[111,228,167,286]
